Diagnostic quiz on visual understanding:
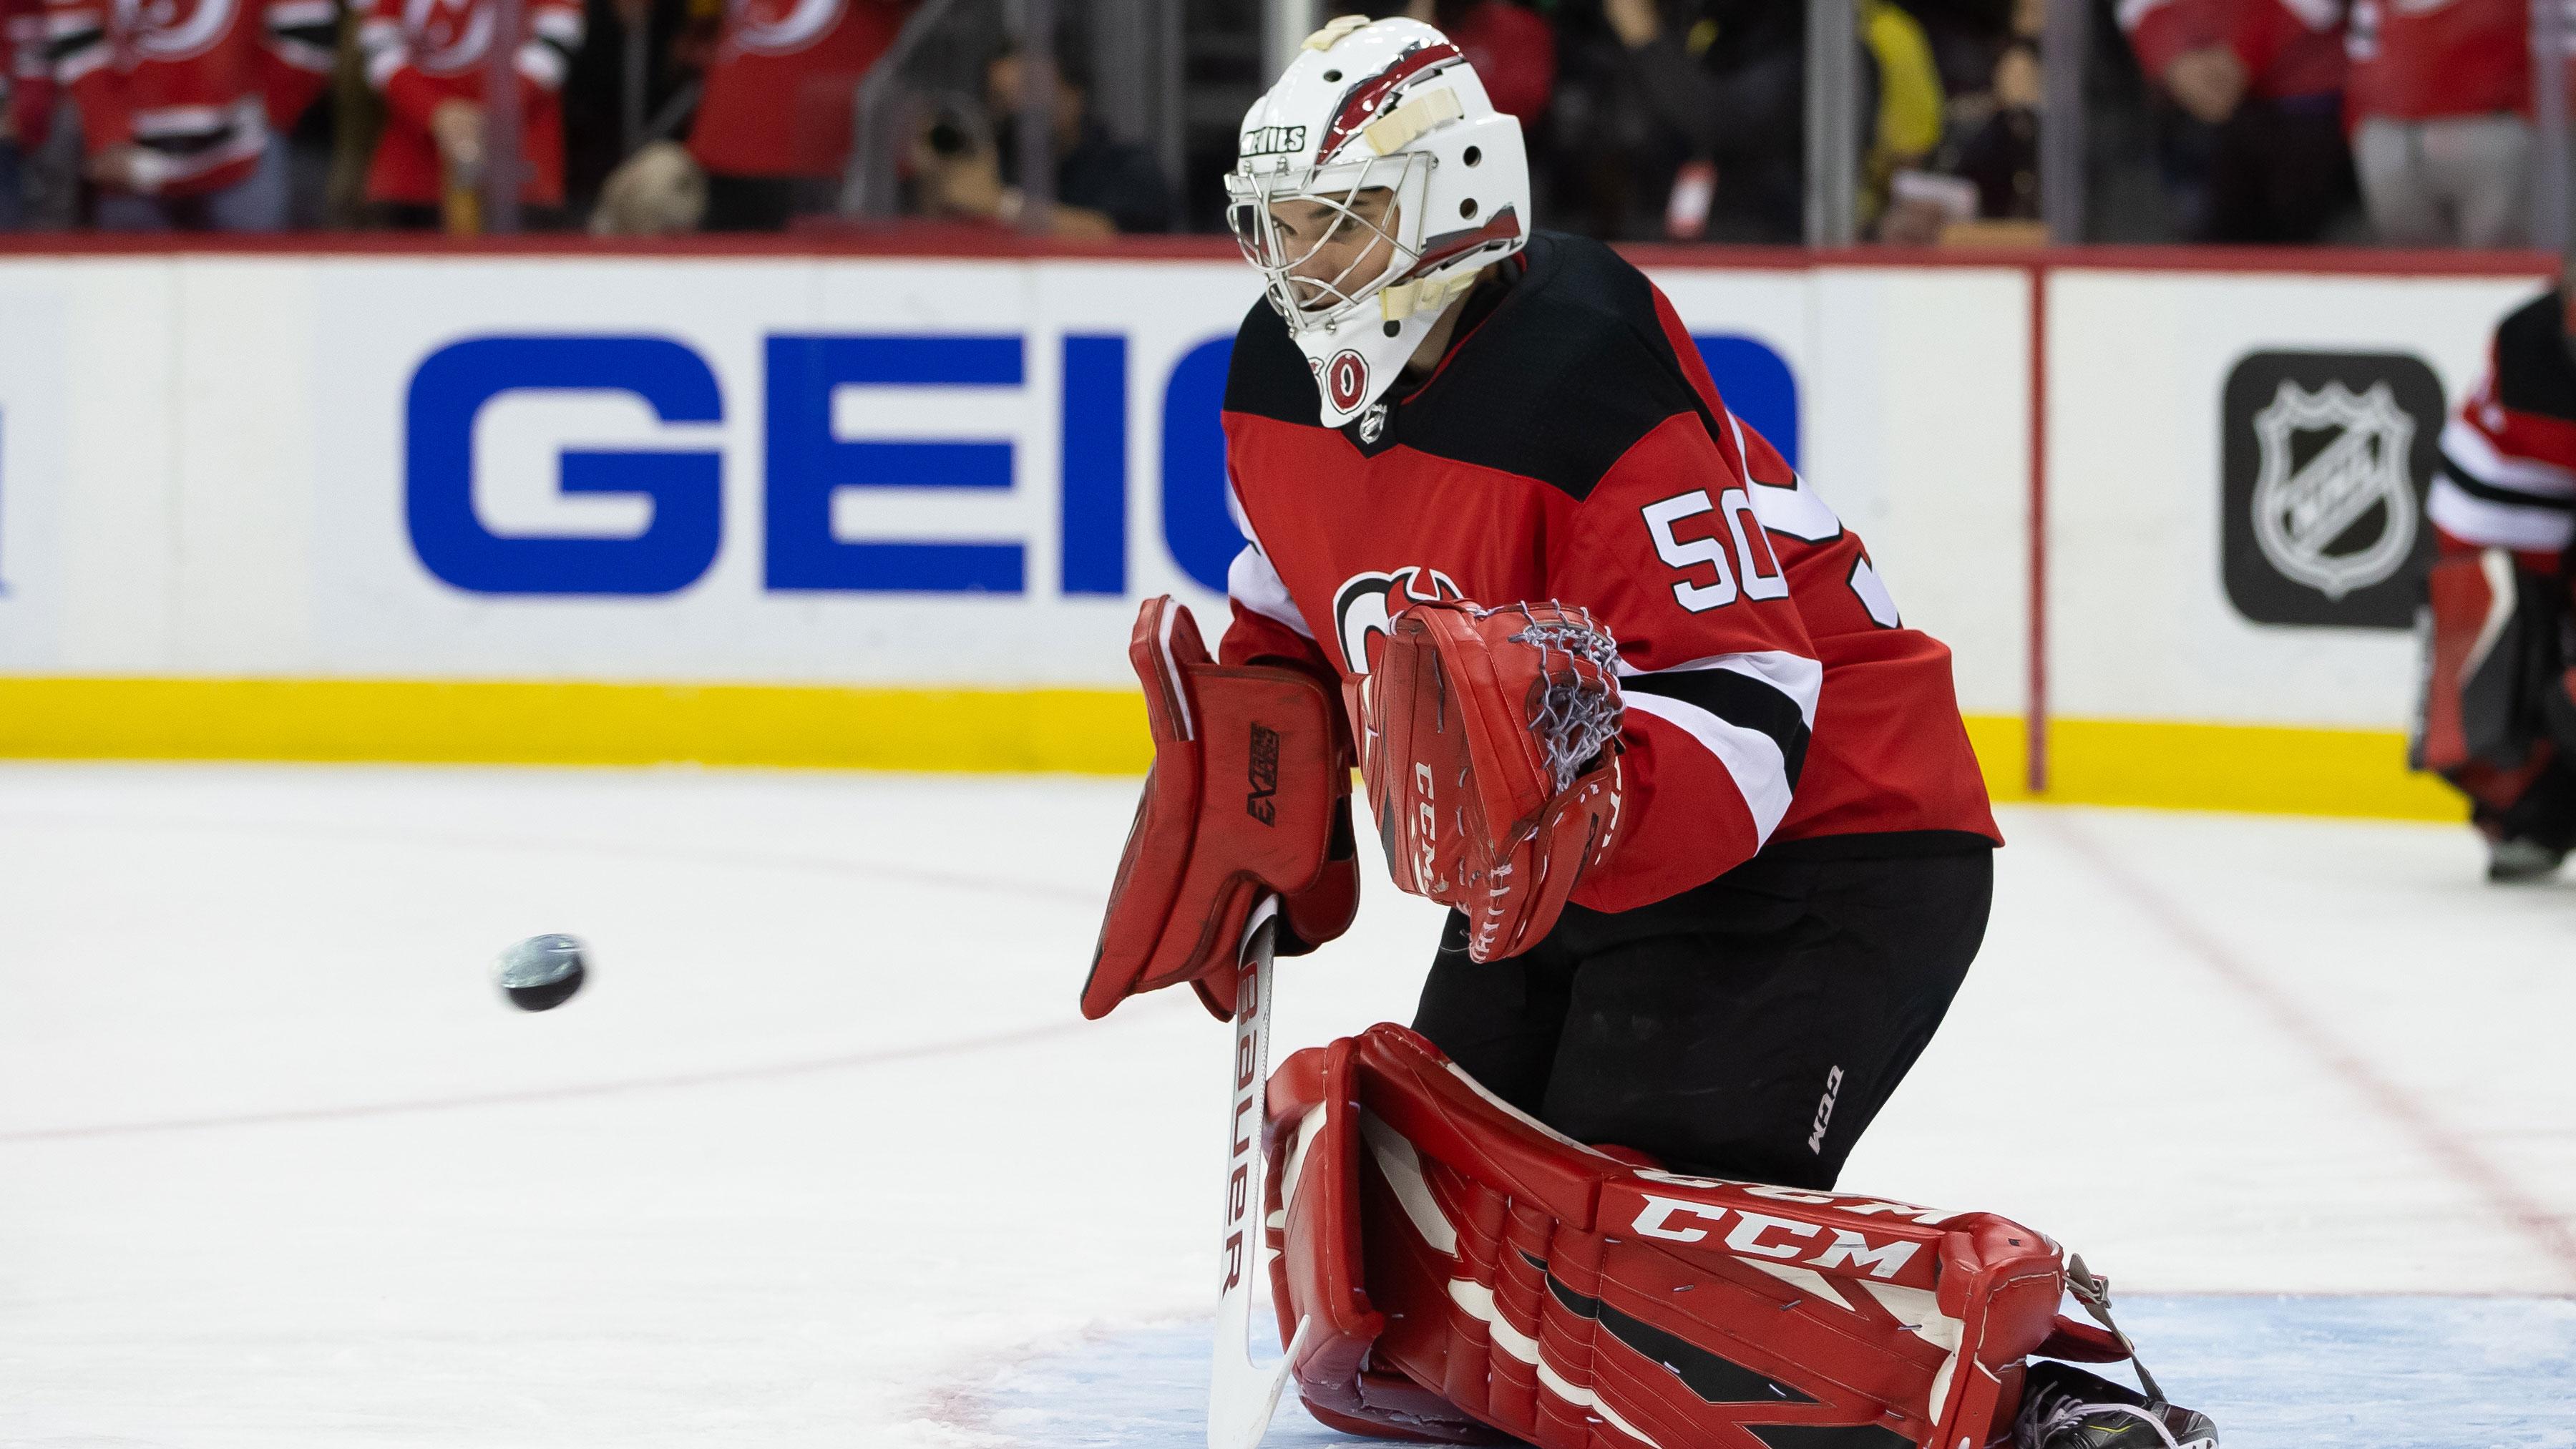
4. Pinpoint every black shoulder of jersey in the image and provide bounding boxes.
[2492,288,2576,424]
[1397,231,1709,501]
[1223,294,1323,424]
